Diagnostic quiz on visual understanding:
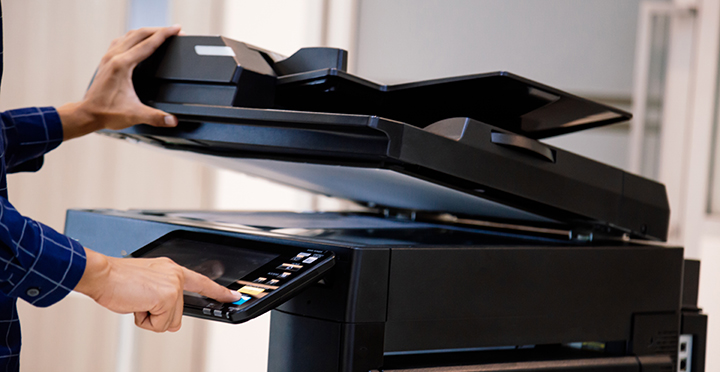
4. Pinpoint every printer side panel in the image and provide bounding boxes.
[270,247,391,372]
[383,245,684,354]
[274,247,391,323]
